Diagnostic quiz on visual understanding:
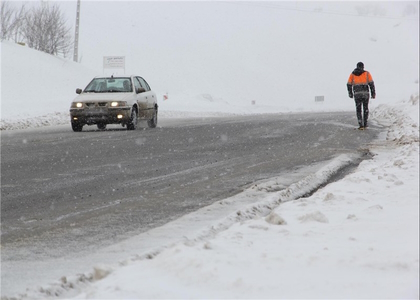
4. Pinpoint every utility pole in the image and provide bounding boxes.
[73,0,80,62]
